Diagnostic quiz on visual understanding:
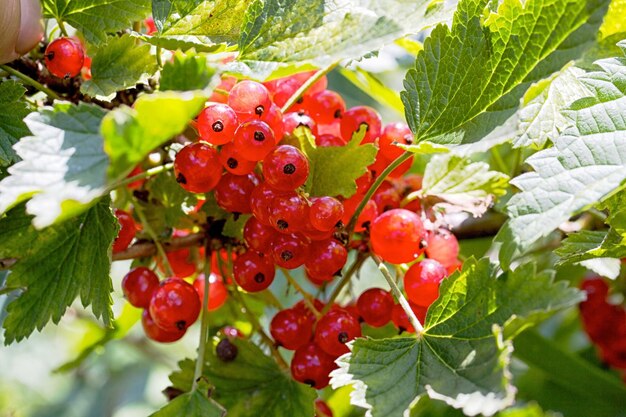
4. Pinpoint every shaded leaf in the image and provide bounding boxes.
[160,51,215,91]
[0,81,30,166]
